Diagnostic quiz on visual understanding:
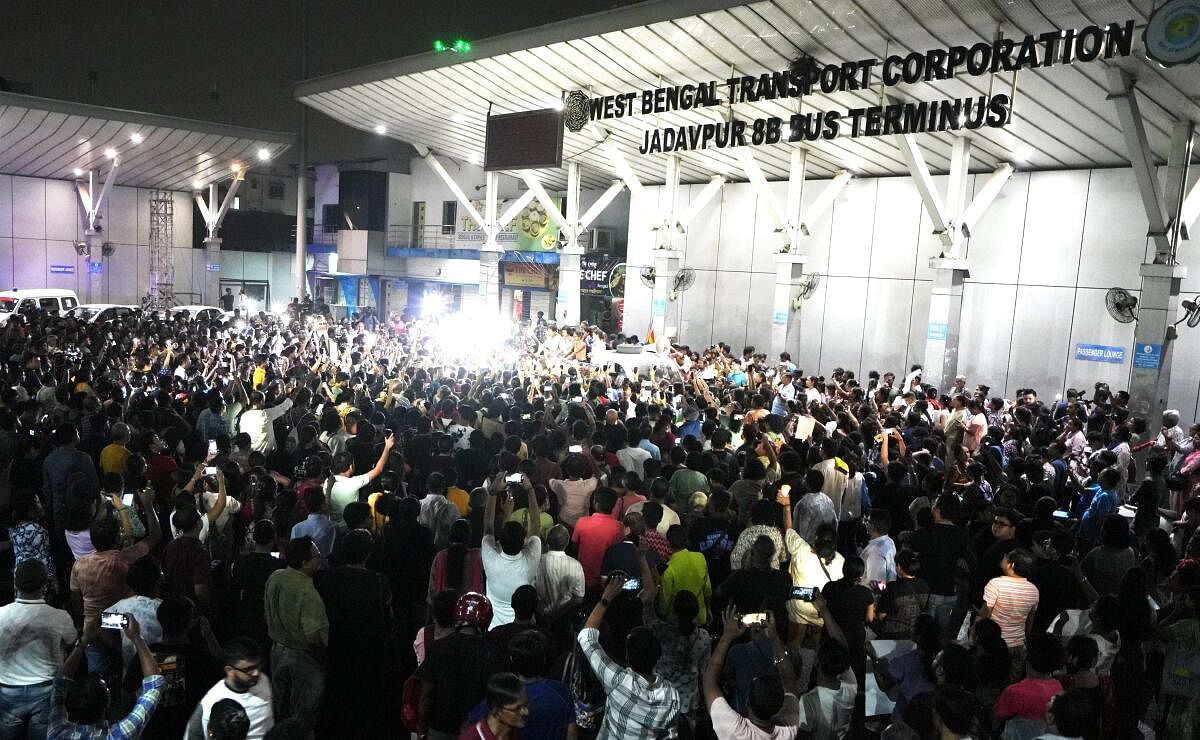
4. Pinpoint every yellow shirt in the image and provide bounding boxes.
[252,366,267,390]
[99,443,129,477]
[446,486,472,514]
